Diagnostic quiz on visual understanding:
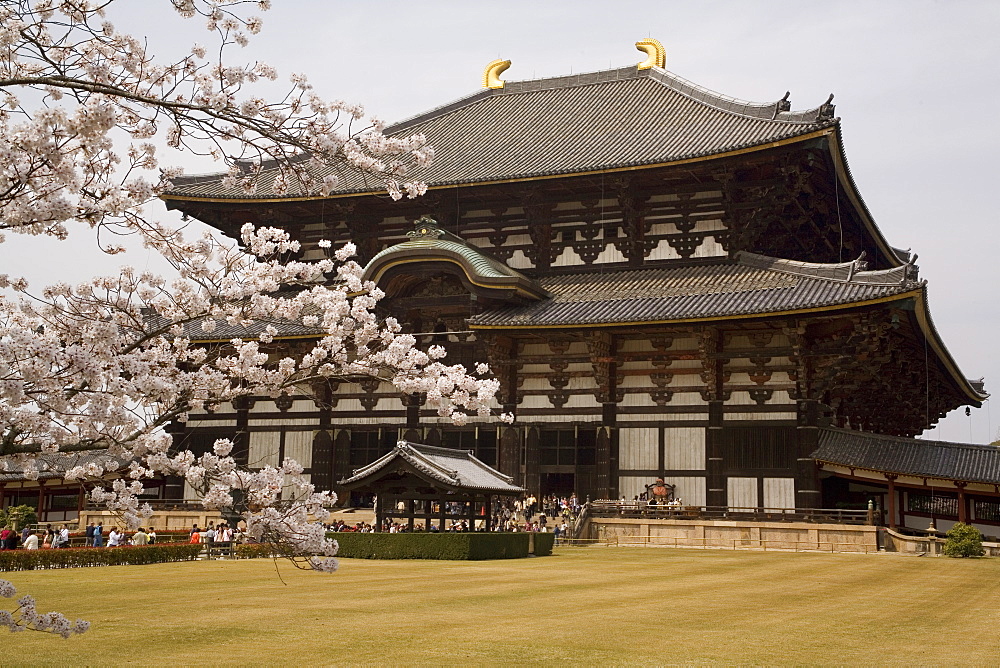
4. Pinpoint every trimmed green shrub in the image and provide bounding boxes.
[0,543,203,571]
[533,532,555,556]
[943,522,985,558]
[327,532,538,560]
